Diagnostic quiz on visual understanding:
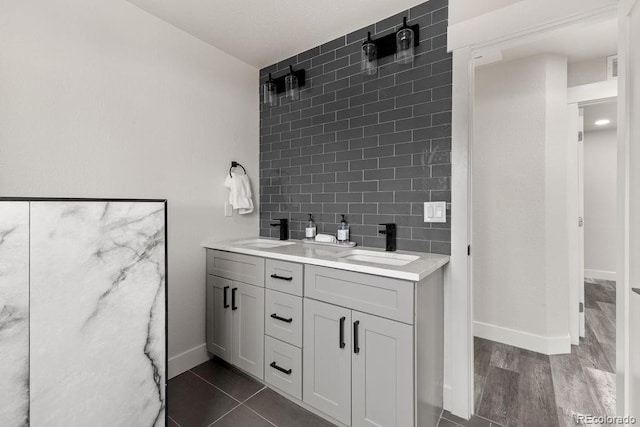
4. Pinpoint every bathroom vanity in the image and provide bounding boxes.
[202,238,448,427]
